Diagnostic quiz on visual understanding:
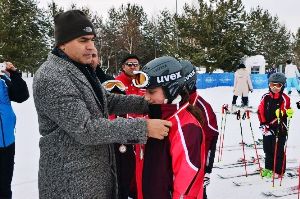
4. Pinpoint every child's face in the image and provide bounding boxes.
[269,82,283,93]
[145,87,166,104]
